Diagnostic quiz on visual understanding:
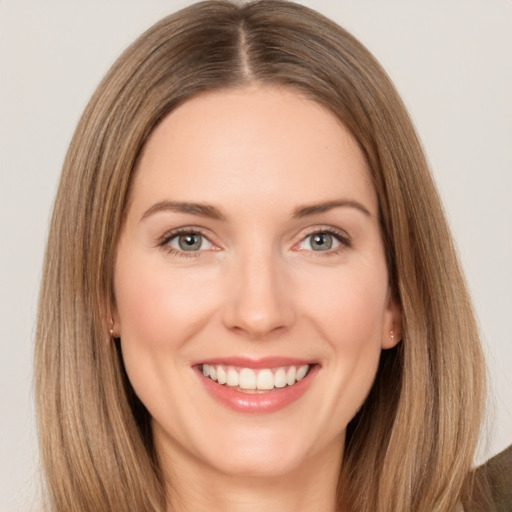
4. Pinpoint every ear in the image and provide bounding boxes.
[107,297,121,339]
[381,291,402,349]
